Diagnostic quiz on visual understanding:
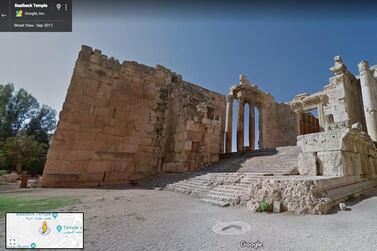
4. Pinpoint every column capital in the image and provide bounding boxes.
[237,95,246,104]
[227,95,234,102]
